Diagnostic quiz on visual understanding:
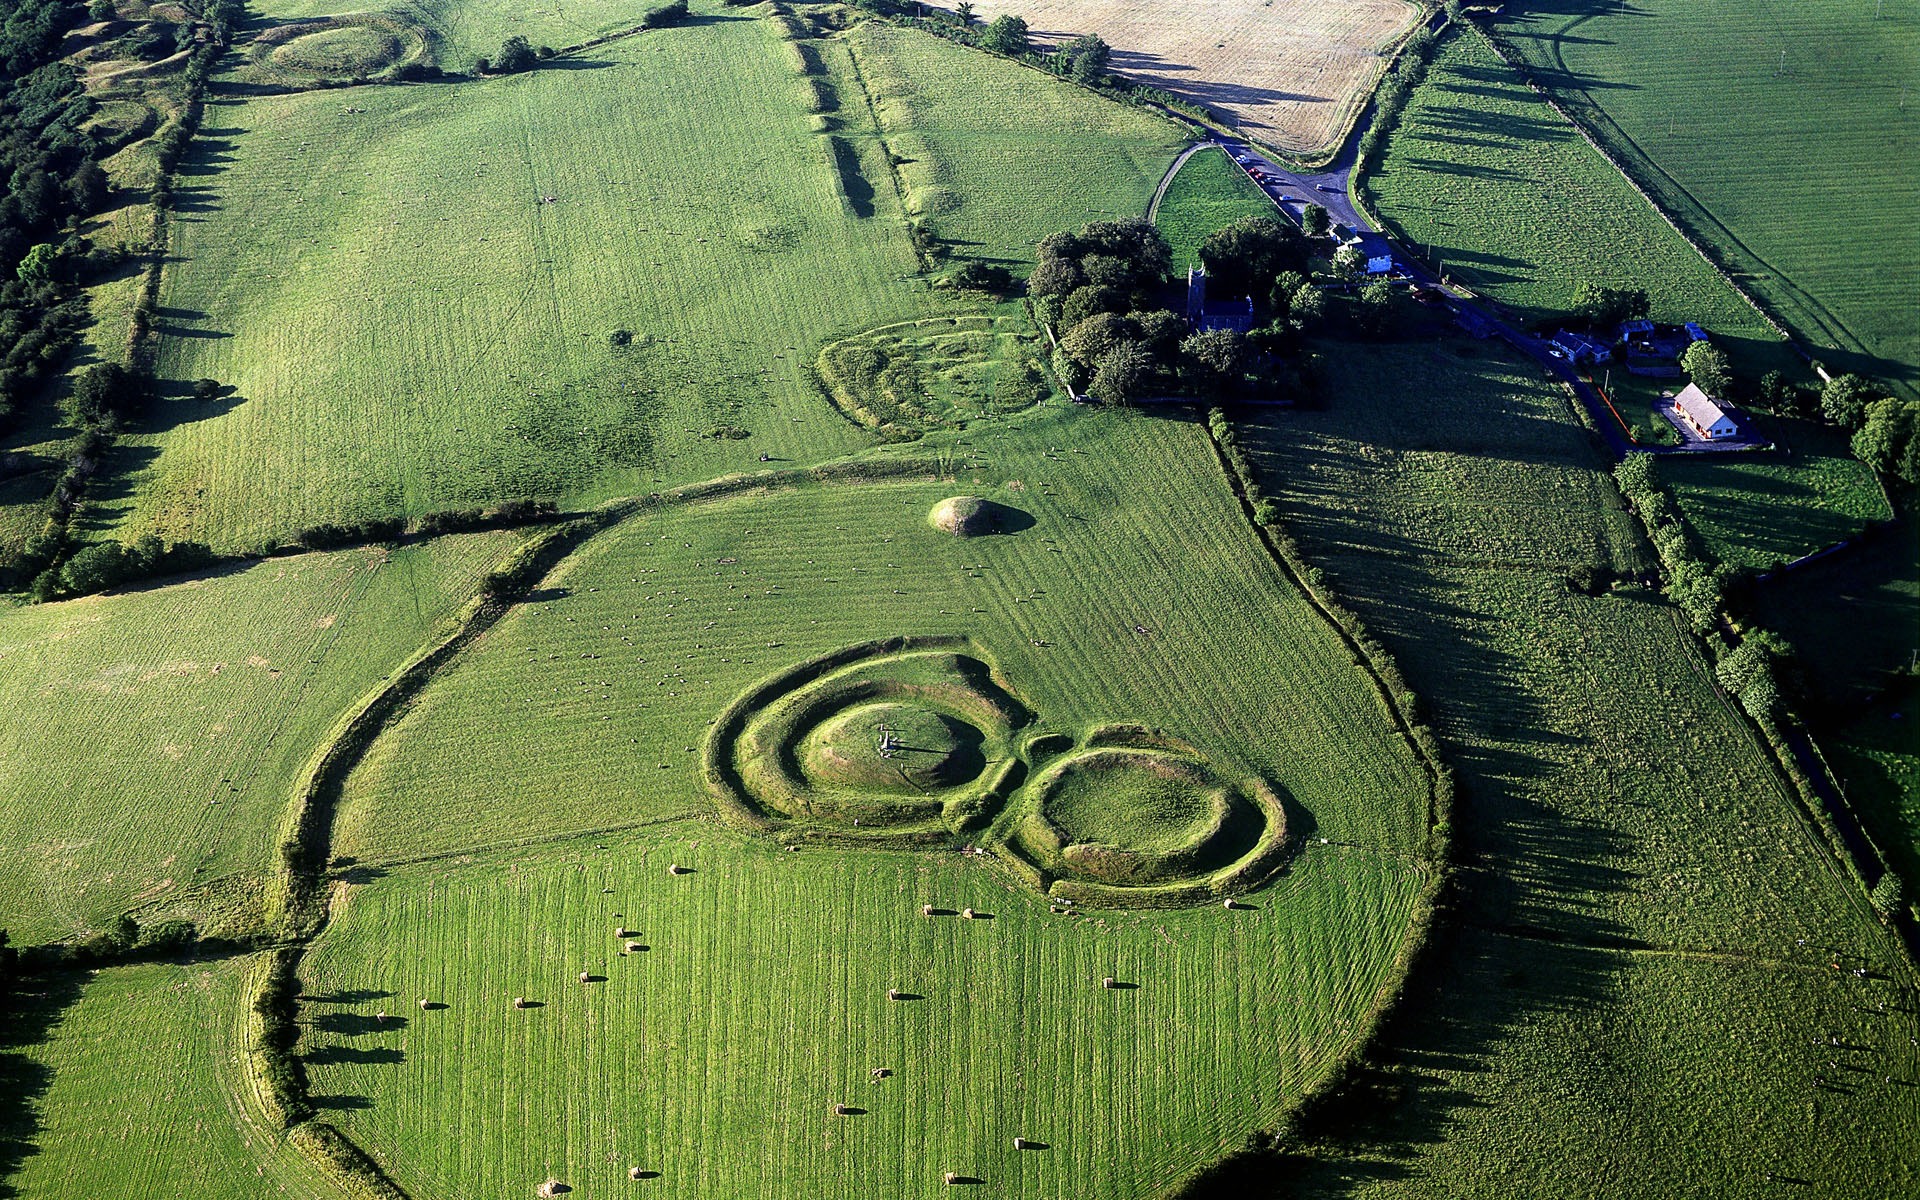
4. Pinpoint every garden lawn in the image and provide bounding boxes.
[1491,0,1920,394]
[1657,416,1892,570]
[0,955,339,1200]
[1367,28,1790,373]
[0,530,514,943]
[1236,335,1920,1193]
[1153,146,1276,272]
